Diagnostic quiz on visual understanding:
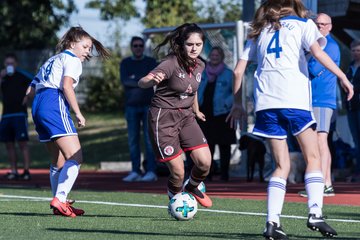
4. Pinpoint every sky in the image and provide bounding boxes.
[58,0,145,48]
